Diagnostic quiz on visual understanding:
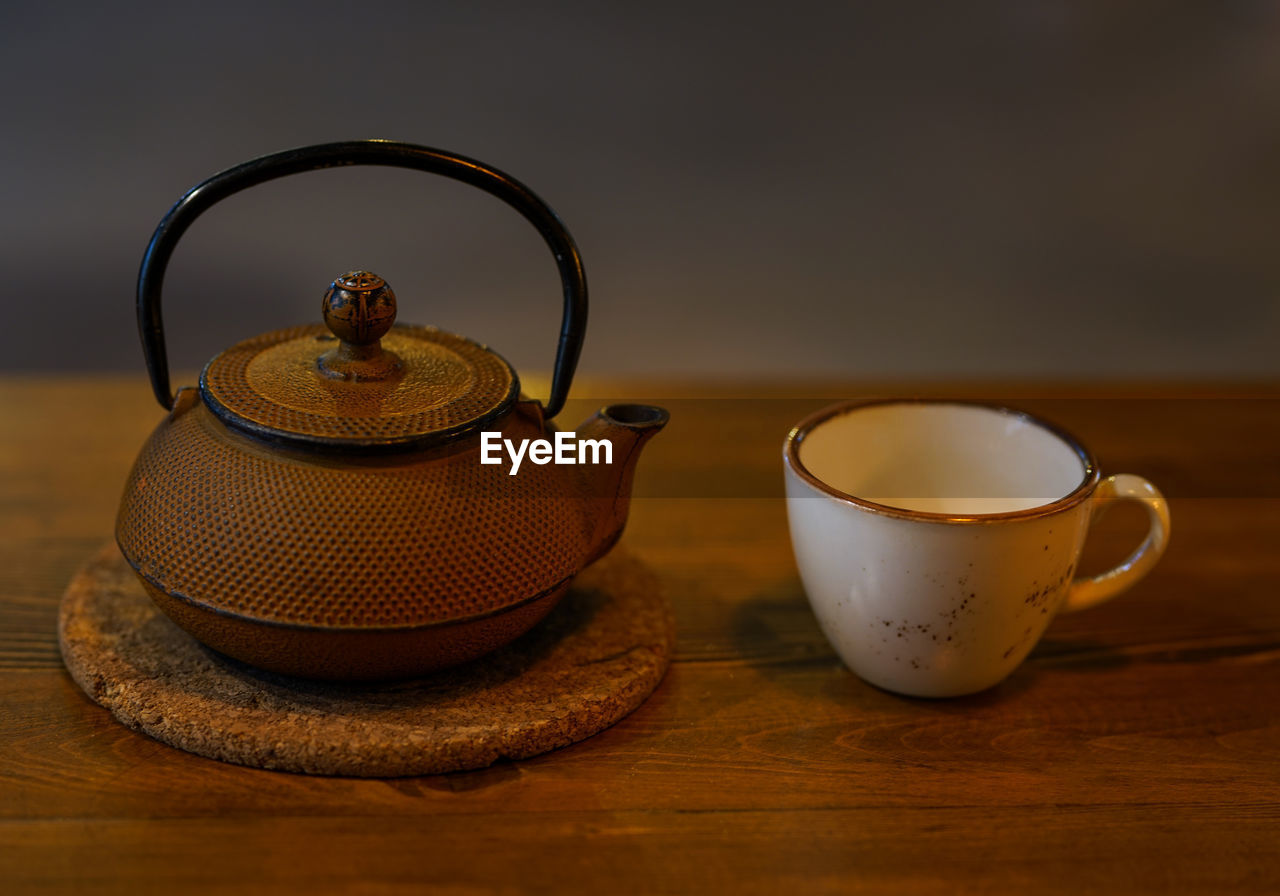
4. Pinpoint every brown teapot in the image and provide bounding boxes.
[115,141,667,681]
